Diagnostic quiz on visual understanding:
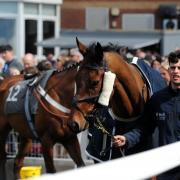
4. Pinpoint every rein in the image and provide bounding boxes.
[32,67,77,119]
[33,87,69,121]
[94,116,125,157]
[72,95,99,104]
[72,95,99,118]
